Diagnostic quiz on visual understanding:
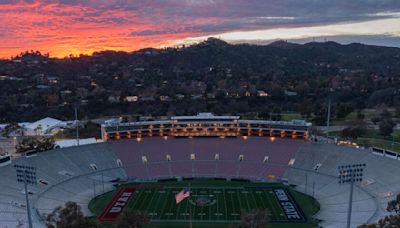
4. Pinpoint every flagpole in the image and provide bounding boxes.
[189,182,192,228]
